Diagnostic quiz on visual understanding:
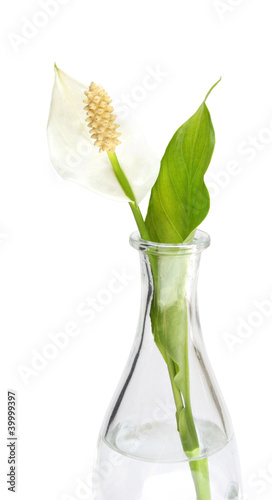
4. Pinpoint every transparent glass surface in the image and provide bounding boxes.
[92,231,243,499]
